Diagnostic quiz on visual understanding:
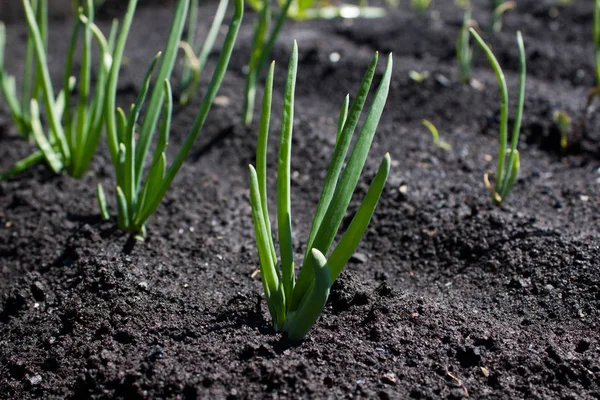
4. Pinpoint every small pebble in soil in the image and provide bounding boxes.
[30,281,46,301]
[27,374,42,385]
[381,372,397,385]
[351,253,368,263]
